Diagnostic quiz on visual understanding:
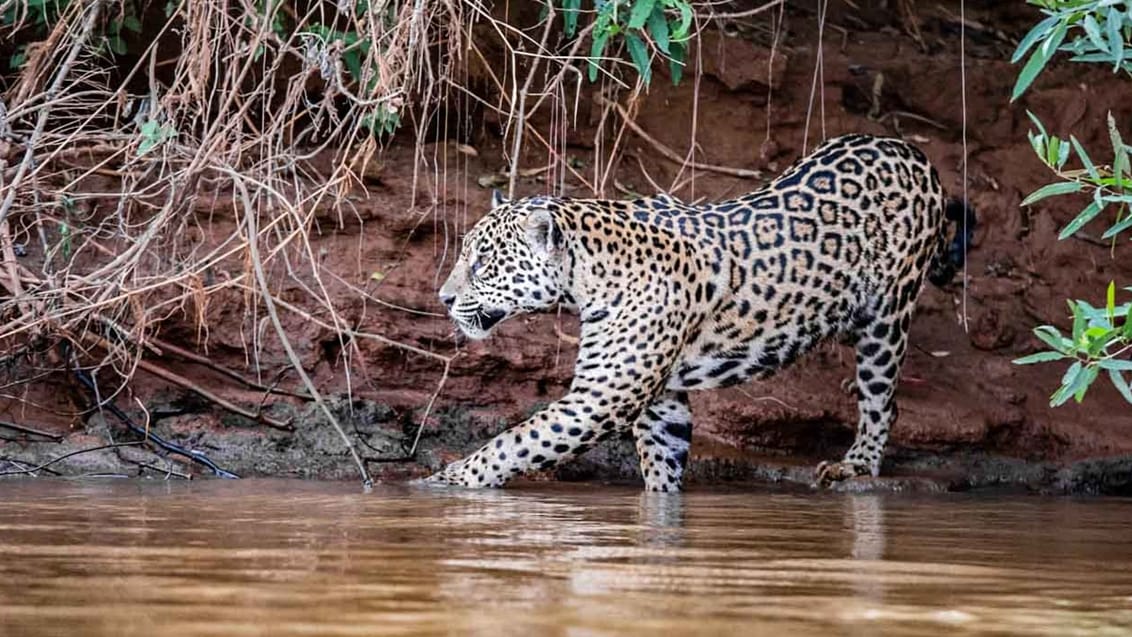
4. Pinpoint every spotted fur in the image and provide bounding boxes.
[429,134,973,491]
